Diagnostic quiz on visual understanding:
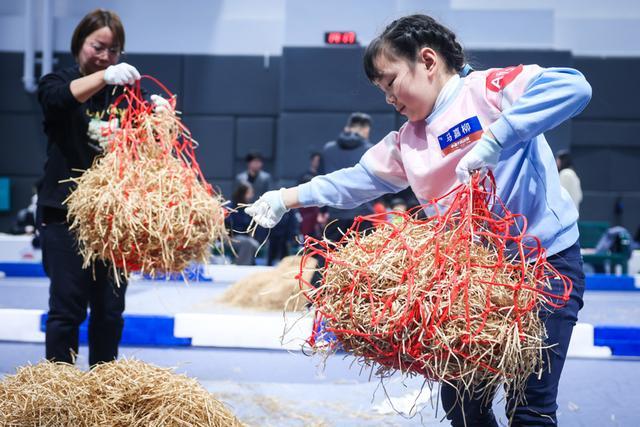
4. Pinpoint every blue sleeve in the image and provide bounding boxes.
[297,162,407,208]
[489,68,592,149]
